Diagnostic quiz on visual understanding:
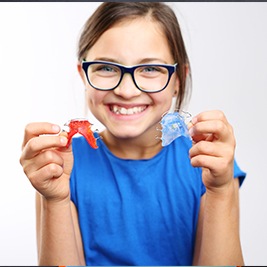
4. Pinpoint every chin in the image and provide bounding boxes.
[112,130,141,140]
[109,123,159,142]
